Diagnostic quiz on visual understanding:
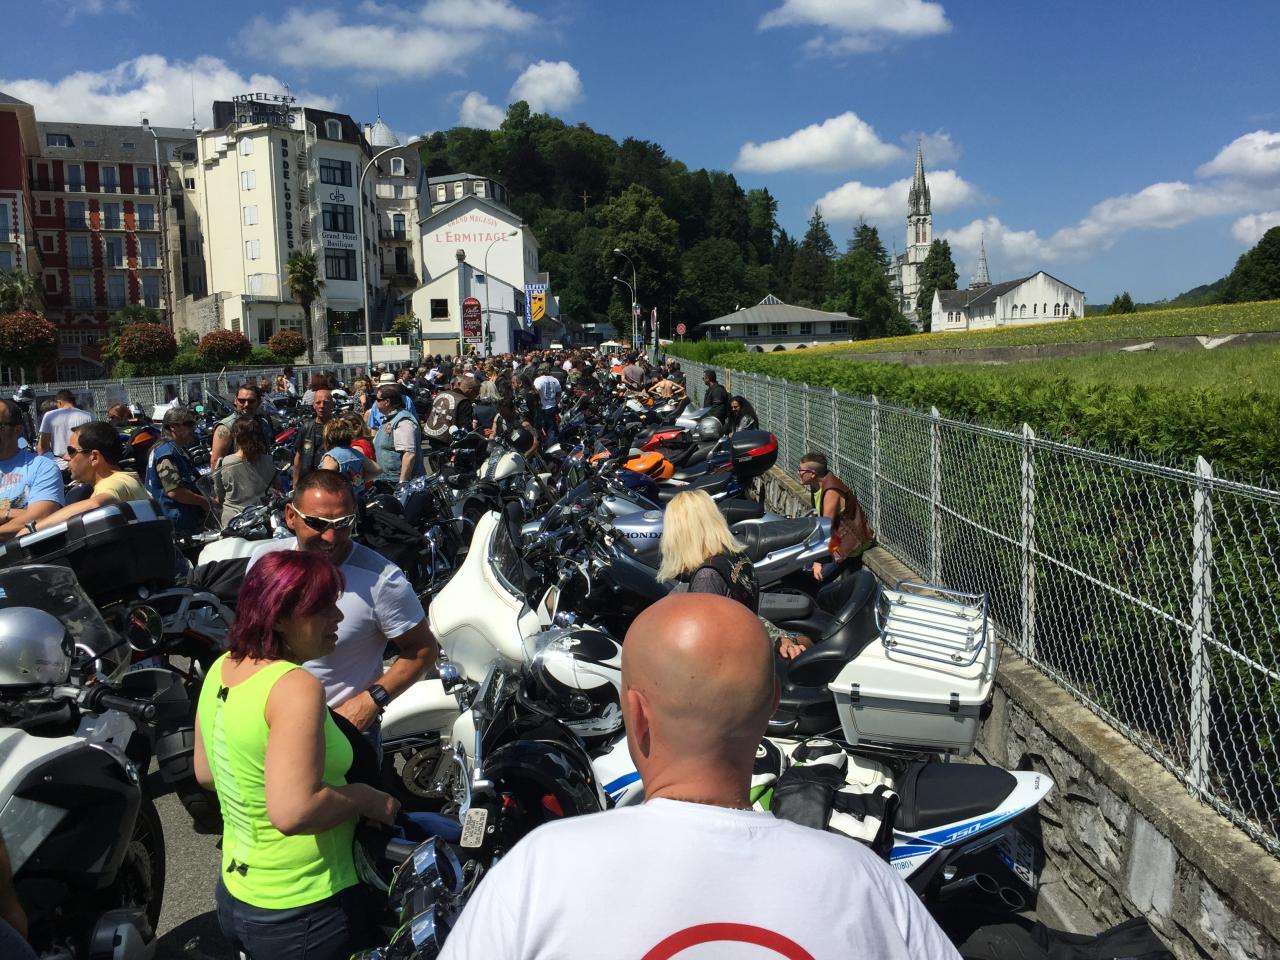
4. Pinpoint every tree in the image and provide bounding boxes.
[0,269,42,314]
[1107,291,1137,314]
[0,311,56,380]
[790,211,836,307]
[267,330,306,360]
[285,251,324,363]
[600,184,682,320]
[198,330,252,365]
[677,238,747,327]
[850,220,889,272]
[746,188,780,265]
[915,239,959,324]
[1220,226,1280,303]
[116,323,178,365]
